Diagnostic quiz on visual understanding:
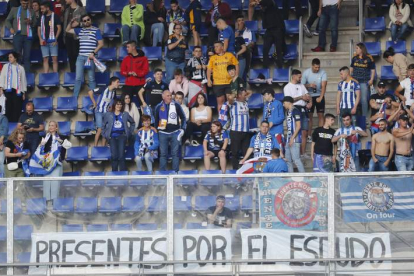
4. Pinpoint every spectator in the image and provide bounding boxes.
[138,68,169,111]
[120,41,149,99]
[207,41,239,111]
[102,99,136,171]
[134,115,159,172]
[392,115,414,171]
[228,65,245,96]
[234,34,247,80]
[53,0,64,18]
[311,113,336,172]
[0,52,27,122]
[169,69,189,97]
[370,95,397,134]
[395,64,414,107]
[303,0,319,37]
[203,120,228,173]
[121,0,145,46]
[235,15,256,78]
[262,148,288,173]
[311,0,340,52]
[205,0,232,47]
[302,58,328,142]
[89,77,120,147]
[218,88,236,129]
[17,102,44,157]
[206,195,232,228]
[66,14,104,98]
[4,128,30,178]
[185,46,207,106]
[183,93,212,145]
[282,96,305,172]
[166,0,187,35]
[336,66,361,124]
[184,0,202,46]
[282,0,302,20]
[350,43,375,118]
[0,107,8,174]
[370,81,392,116]
[63,0,86,73]
[389,0,412,43]
[144,0,167,47]
[383,47,408,81]
[175,91,190,121]
[216,18,235,53]
[165,24,187,82]
[388,104,414,127]
[122,93,141,136]
[262,88,285,151]
[154,90,186,172]
[248,0,260,20]
[369,119,394,172]
[32,0,41,47]
[5,0,36,72]
[37,1,62,73]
